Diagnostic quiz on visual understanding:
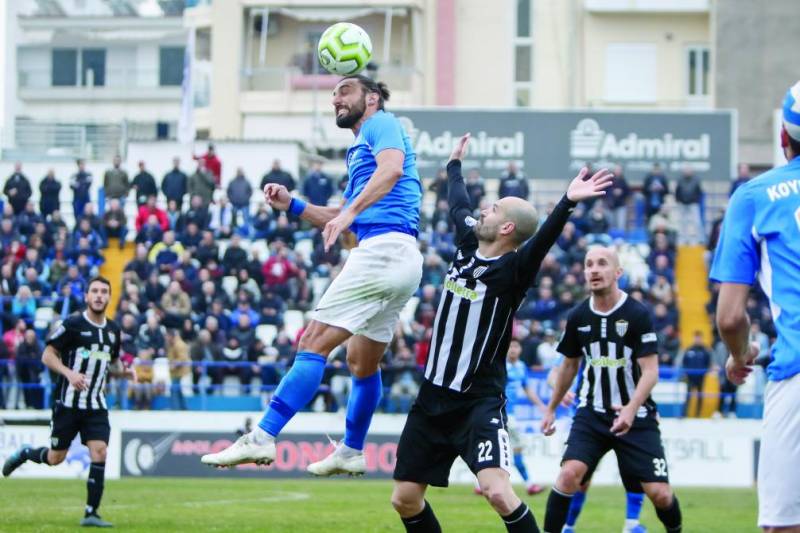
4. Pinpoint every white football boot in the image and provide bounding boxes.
[201,432,275,467]
[307,439,366,477]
